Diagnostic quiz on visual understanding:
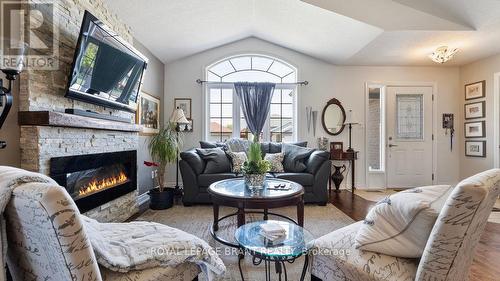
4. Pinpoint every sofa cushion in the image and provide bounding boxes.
[306,150,330,174]
[226,151,247,173]
[198,173,238,187]
[355,185,453,258]
[262,141,308,154]
[180,149,206,174]
[199,141,228,150]
[264,153,285,173]
[196,148,231,174]
[282,143,314,172]
[226,138,251,152]
[274,173,314,186]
